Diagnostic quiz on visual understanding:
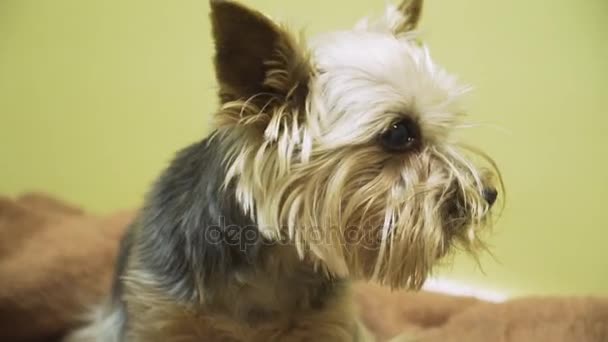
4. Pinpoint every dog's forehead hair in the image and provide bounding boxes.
[306,29,468,147]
